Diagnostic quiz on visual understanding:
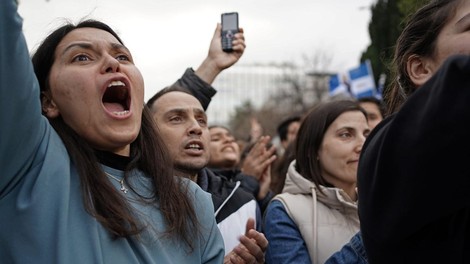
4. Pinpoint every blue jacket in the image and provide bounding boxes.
[264,200,311,263]
[325,232,368,264]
